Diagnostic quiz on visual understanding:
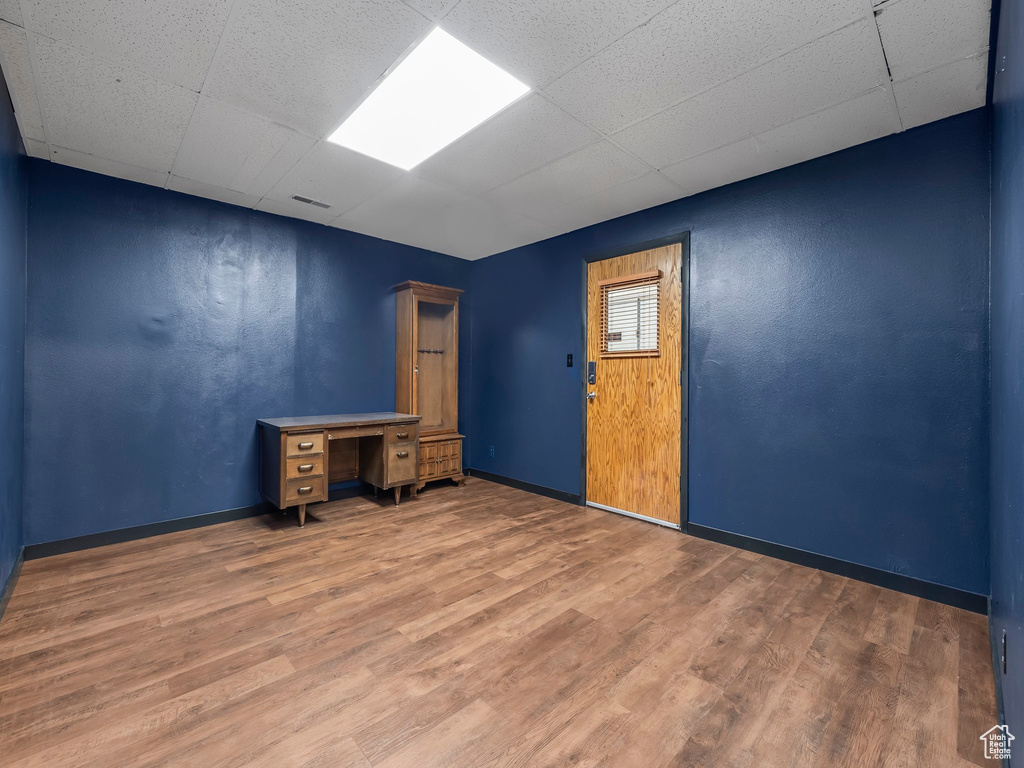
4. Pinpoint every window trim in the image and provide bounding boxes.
[598,269,662,359]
